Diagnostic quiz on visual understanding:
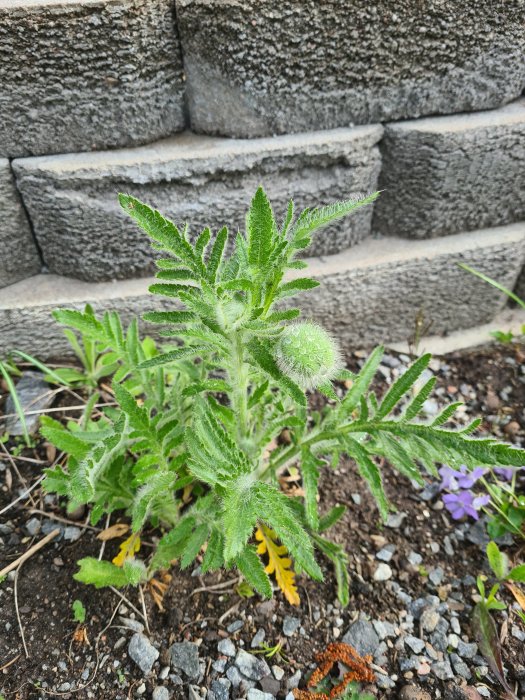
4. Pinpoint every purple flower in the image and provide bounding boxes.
[439,465,486,491]
[442,491,490,520]
[494,467,520,481]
